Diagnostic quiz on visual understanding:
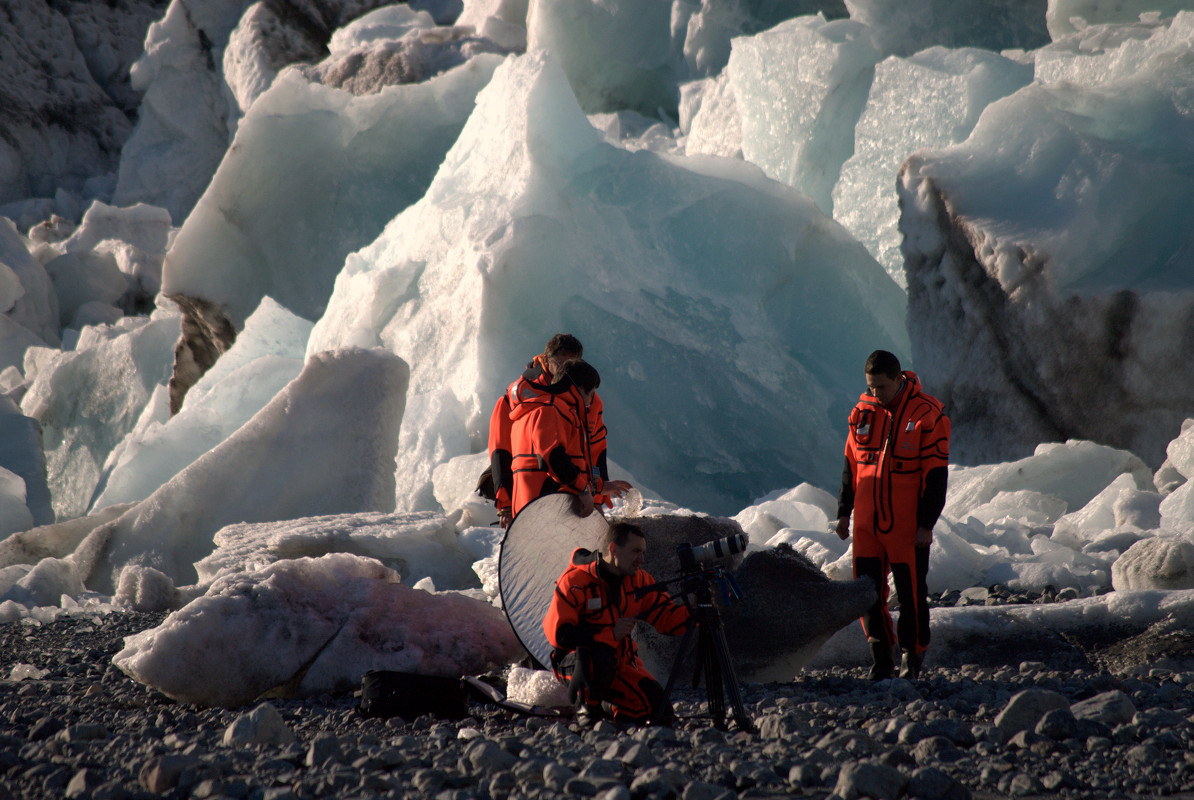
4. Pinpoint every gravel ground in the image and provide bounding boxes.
[2,608,1194,800]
